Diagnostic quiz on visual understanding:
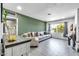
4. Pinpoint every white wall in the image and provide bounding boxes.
[0,3,3,56]
[0,22,3,56]
[75,8,79,51]
[0,4,3,42]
